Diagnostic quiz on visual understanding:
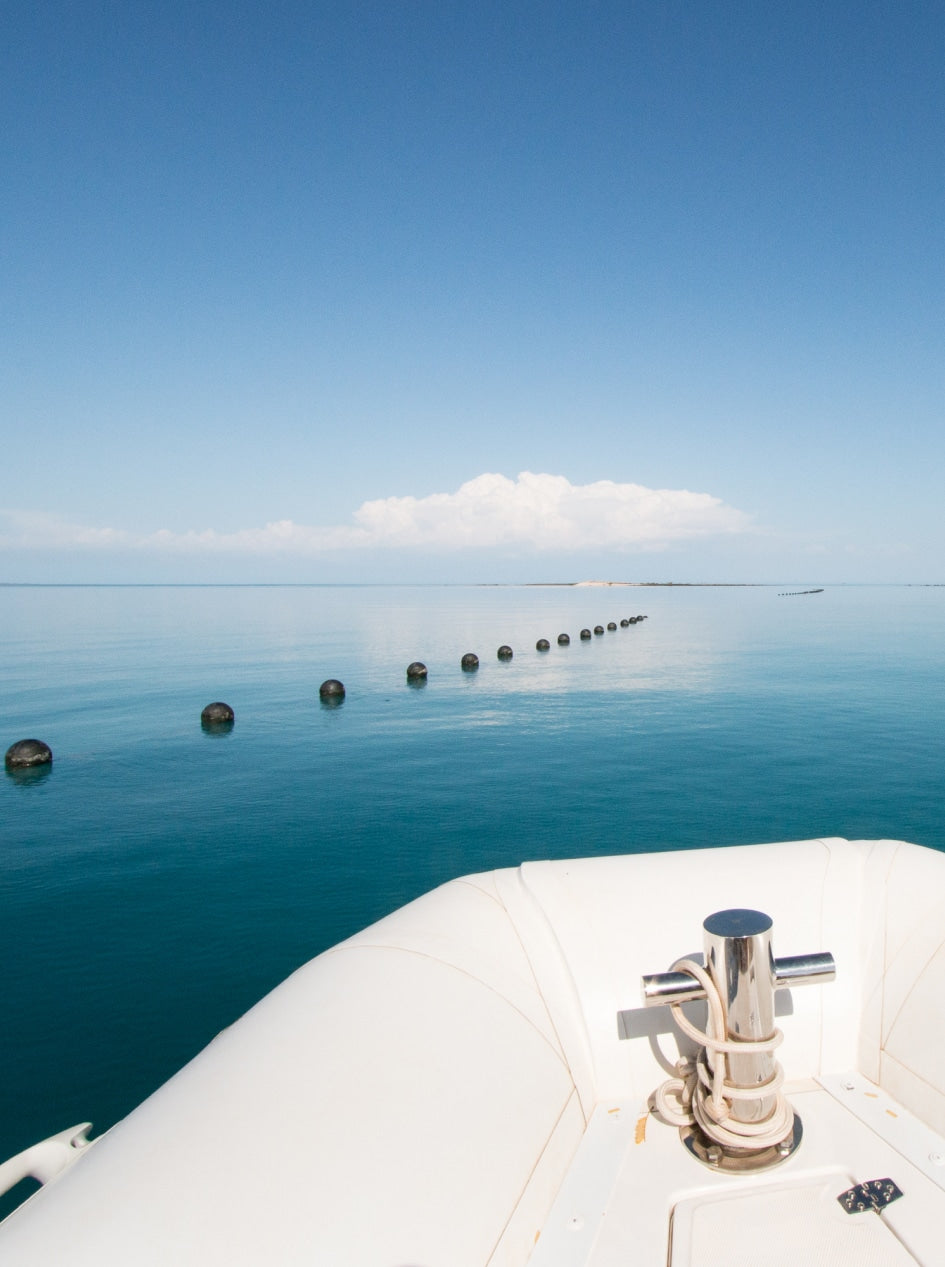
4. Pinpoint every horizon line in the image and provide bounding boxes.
[2,581,943,590]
